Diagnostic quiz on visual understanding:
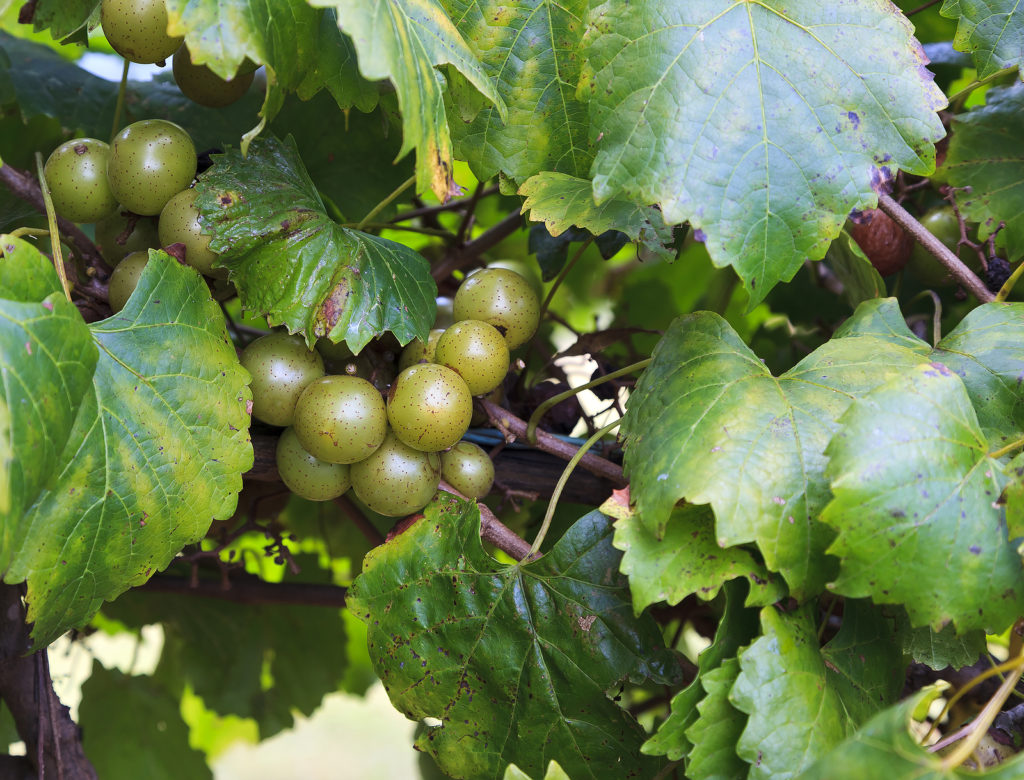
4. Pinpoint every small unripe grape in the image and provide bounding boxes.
[293,375,388,464]
[441,441,494,499]
[453,268,540,350]
[158,188,223,277]
[240,333,324,427]
[95,207,159,264]
[350,431,441,517]
[108,251,149,313]
[276,427,351,502]
[172,44,255,108]
[398,329,444,371]
[108,119,197,216]
[435,320,509,396]
[44,139,119,223]
[101,0,183,64]
[387,364,472,452]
